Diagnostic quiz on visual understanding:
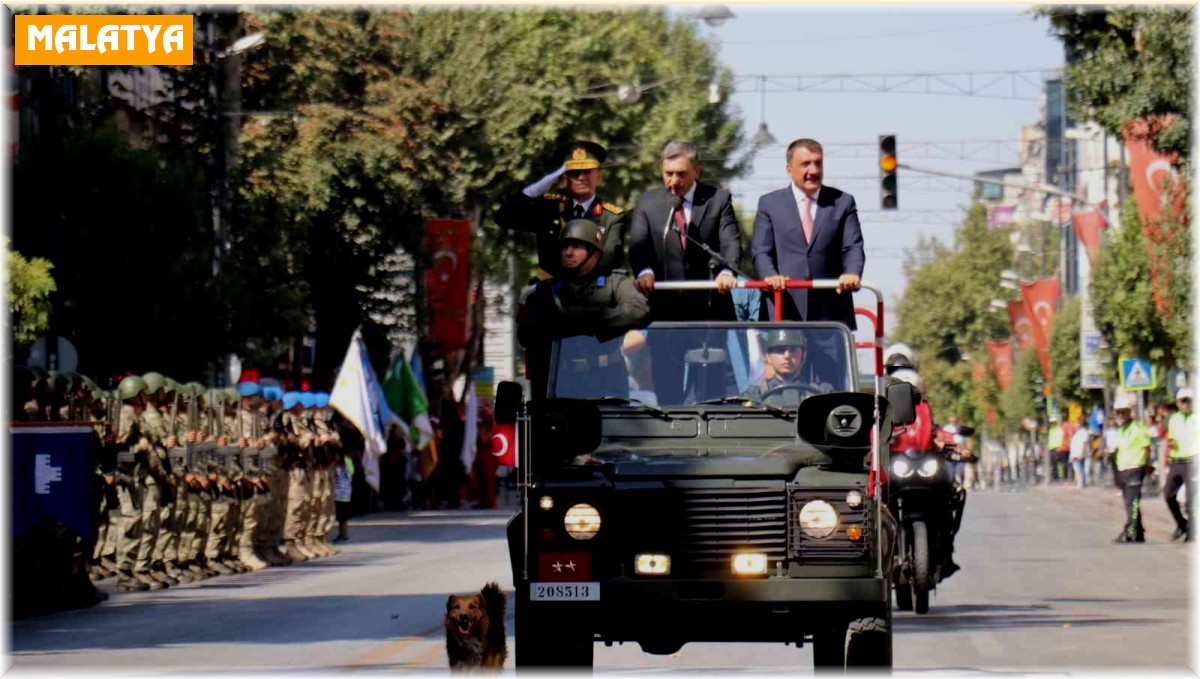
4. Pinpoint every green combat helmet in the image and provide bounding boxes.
[163,377,180,394]
[764,328,808,350]
[223,387,239,404]
[559,219,603,250]
[117,375,149,402]
[142,372,166,395]
[186,382,206,397]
